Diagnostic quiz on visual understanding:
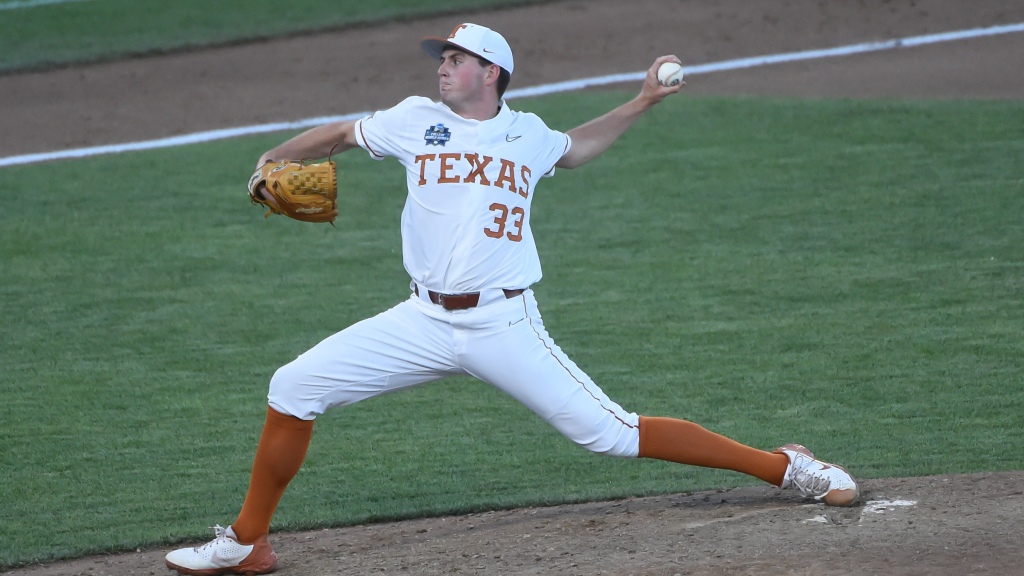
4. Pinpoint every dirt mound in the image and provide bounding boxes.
[10,472,1024,575]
